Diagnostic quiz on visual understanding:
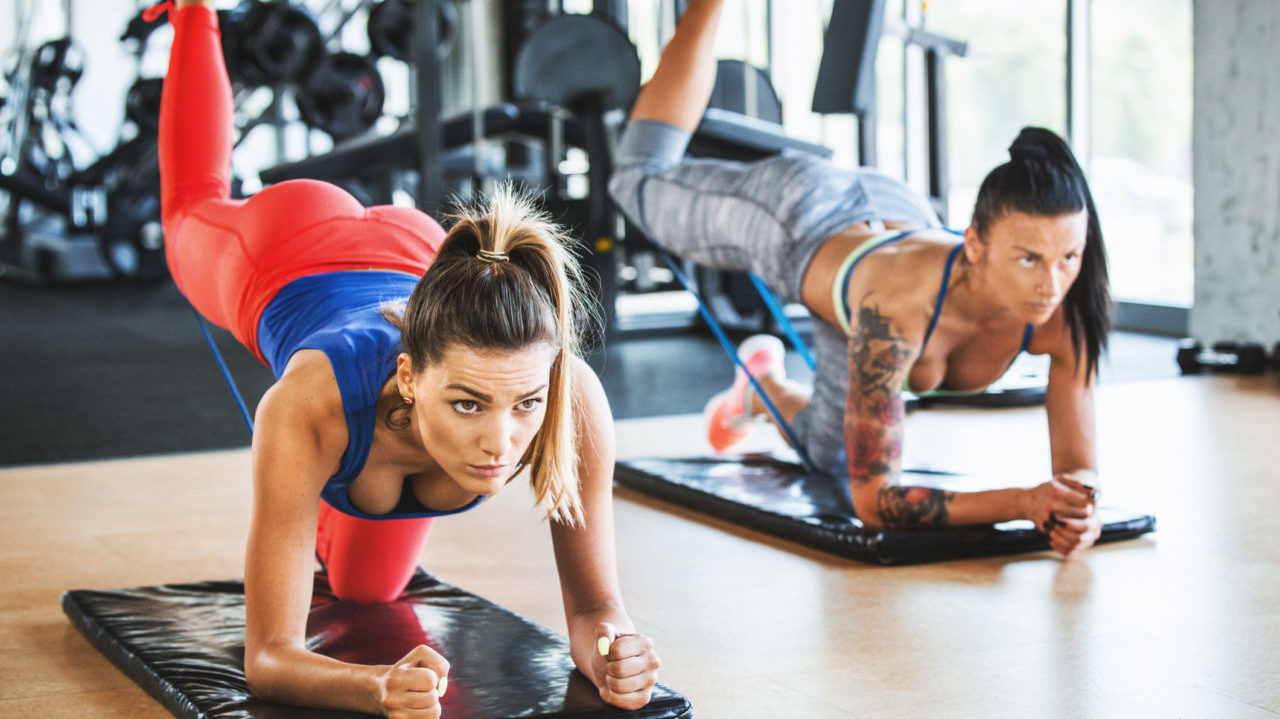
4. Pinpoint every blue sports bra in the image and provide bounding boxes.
[257,270,485,520]
[832,231,1033,392]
